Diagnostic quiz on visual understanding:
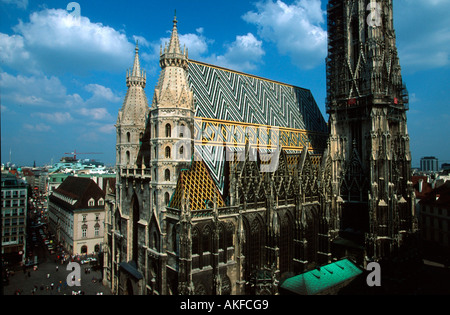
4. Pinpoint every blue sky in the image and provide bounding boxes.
[1,0,449,168]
